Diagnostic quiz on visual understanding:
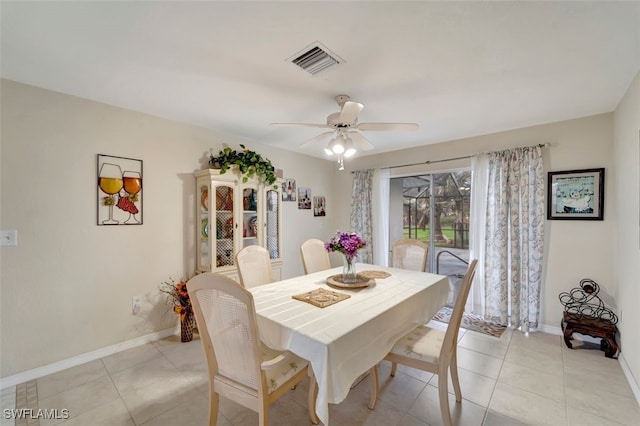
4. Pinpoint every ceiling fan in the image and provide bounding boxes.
[271,95,419,164]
